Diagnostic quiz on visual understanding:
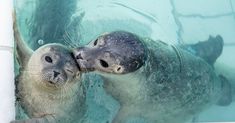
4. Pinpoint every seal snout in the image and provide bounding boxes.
[73,47,96,72]
[53,70,60,78]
